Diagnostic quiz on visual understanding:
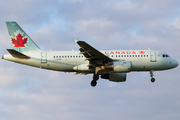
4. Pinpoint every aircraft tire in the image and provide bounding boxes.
[151,78,155,83]
[91,80,97,87]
